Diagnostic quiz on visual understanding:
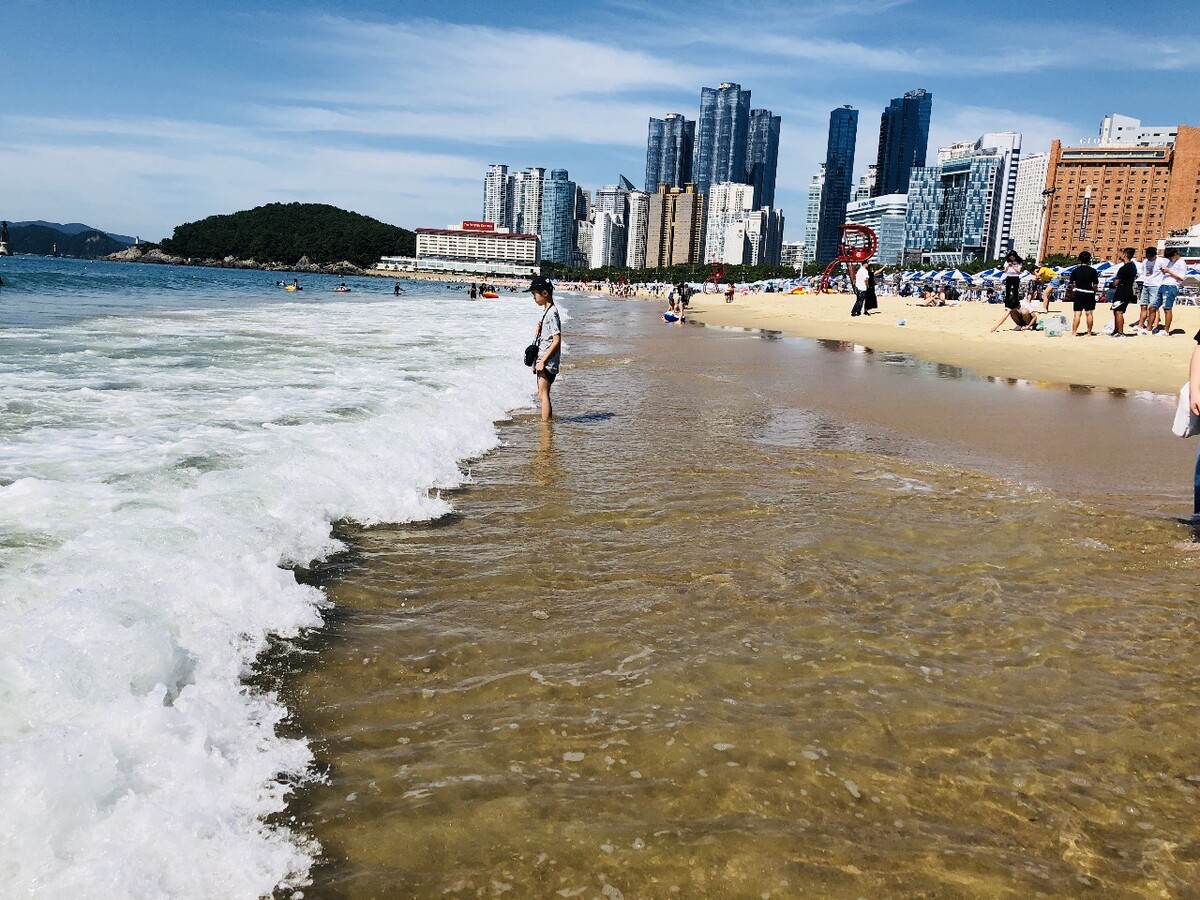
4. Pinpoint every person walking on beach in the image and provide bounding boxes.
[1109,247,1137,337]
[527,275,561,422]
[1135,247,1164,333]
[1156,247,1186,335]
[850,261,870,316]
[1002,251,1023,310]
[1069,251,1099,336]
[725,282,735,304]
